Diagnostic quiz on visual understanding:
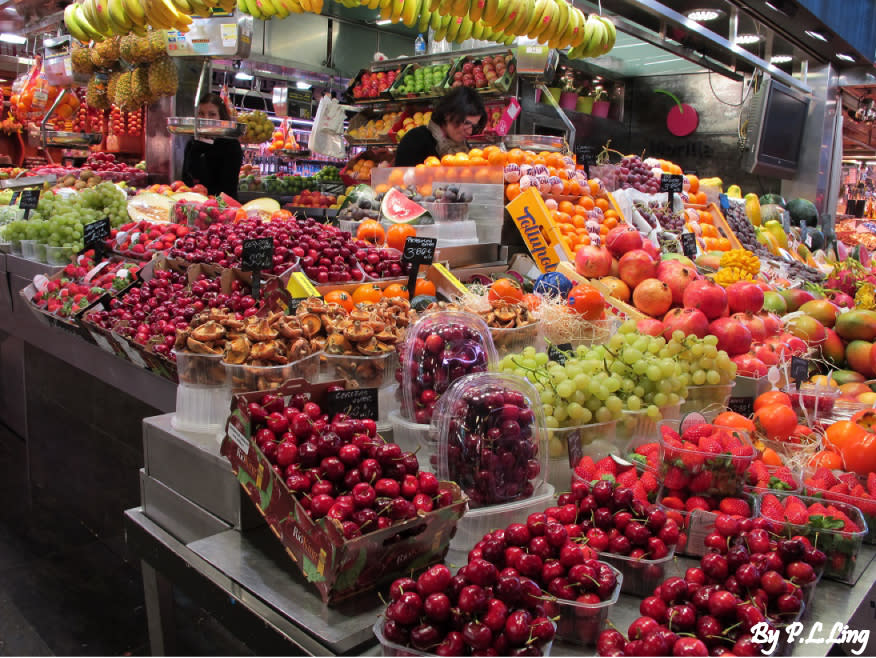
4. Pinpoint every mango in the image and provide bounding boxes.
[846,340,876,378]
[830,369,867,386]
[835,309,876,342]
[820,328,845,366]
